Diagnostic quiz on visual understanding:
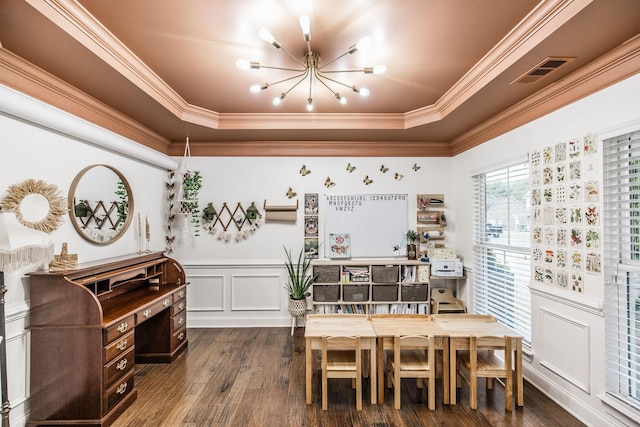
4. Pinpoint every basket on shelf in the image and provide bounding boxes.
[49,243,78,272]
